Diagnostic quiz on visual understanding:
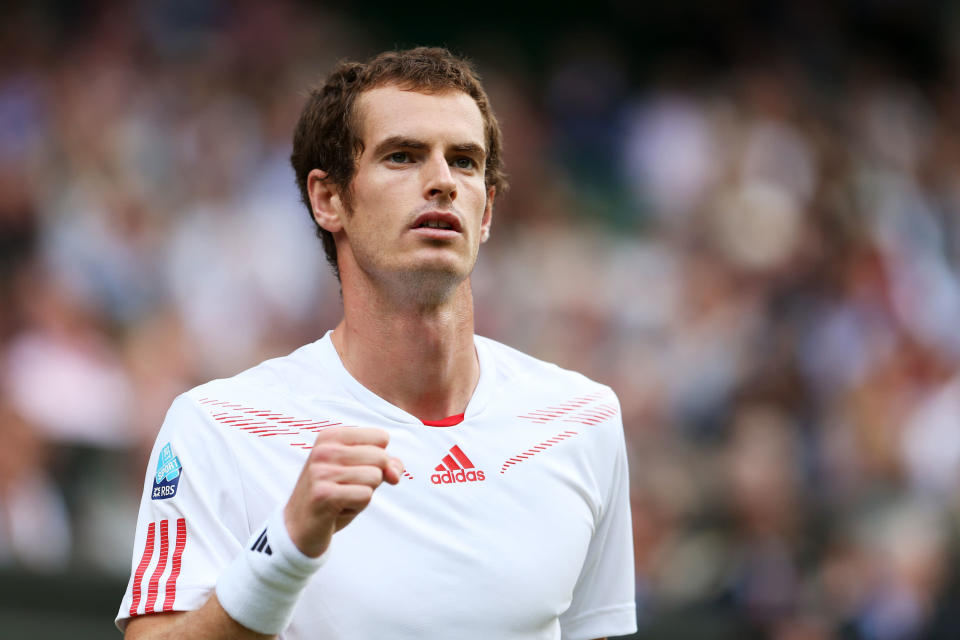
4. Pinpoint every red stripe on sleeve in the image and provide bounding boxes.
[163,518,187,612]
[145,520,170,612]
[129,522,156,616]
[449,445,474,469]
